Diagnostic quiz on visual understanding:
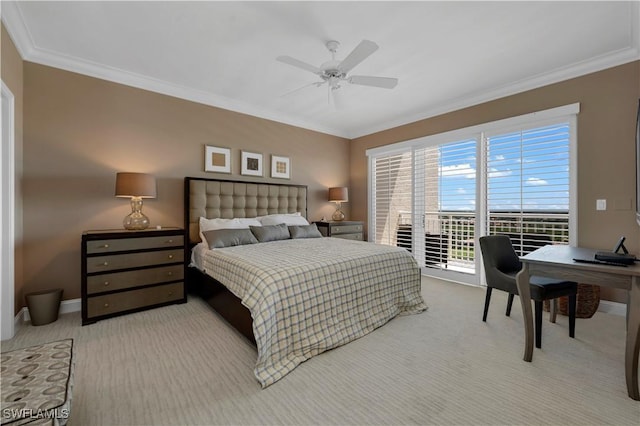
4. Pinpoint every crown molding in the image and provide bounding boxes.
[350,45,640,139]
[1,1,36,59]
[3,1,639,140]
[350,1,640,138]
[0,2,349,139]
